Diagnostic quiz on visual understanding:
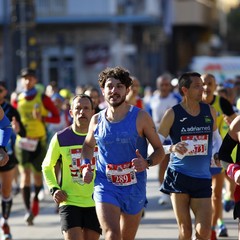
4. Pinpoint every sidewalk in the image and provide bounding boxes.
[6,166,238,240]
